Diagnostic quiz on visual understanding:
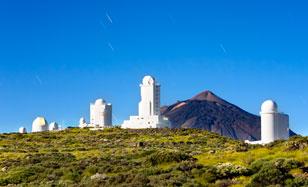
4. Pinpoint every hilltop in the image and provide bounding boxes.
[0,128,307,186]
